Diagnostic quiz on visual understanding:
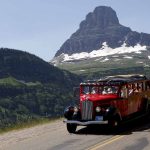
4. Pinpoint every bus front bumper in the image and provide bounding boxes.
[63,119,108,126]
